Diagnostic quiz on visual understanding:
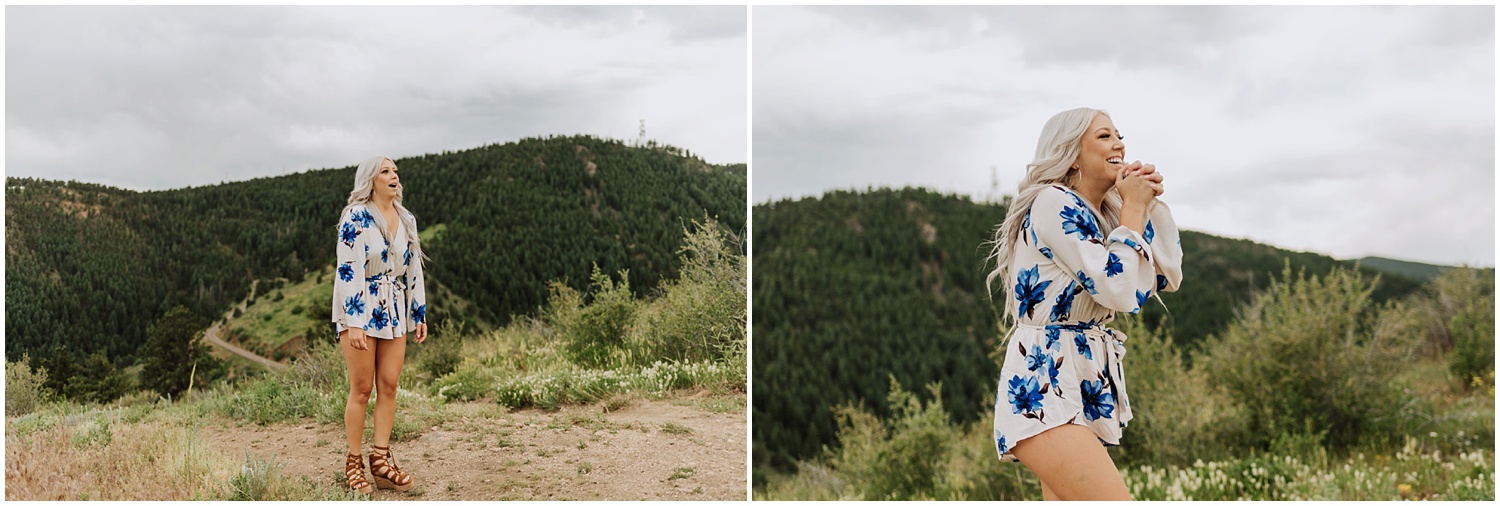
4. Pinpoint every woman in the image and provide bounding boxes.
[984,108,1183,500]
[331,155,429,494]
